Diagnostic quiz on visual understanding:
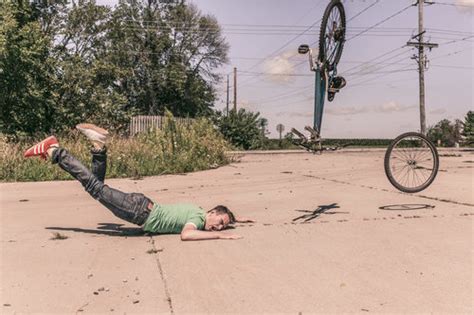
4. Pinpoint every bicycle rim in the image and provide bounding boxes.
[318,0,346,69]
[384,132,439,193]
